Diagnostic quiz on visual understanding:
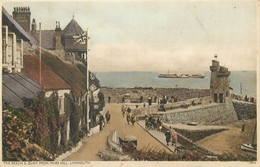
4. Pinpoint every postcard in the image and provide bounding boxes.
[1,0,259,166]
